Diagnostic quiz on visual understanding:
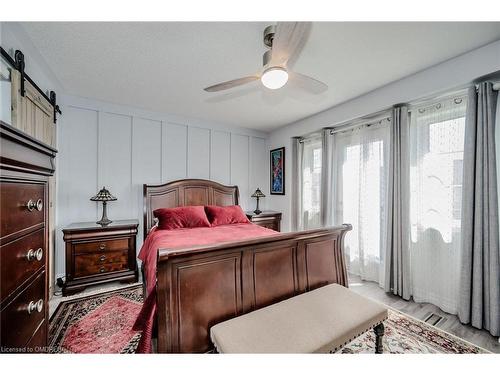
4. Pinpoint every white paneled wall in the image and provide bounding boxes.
[210,131,231,185]
[231,134,250,209]
[188,127,211,179]
[55,101,268,280]
[162,123,187,180]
